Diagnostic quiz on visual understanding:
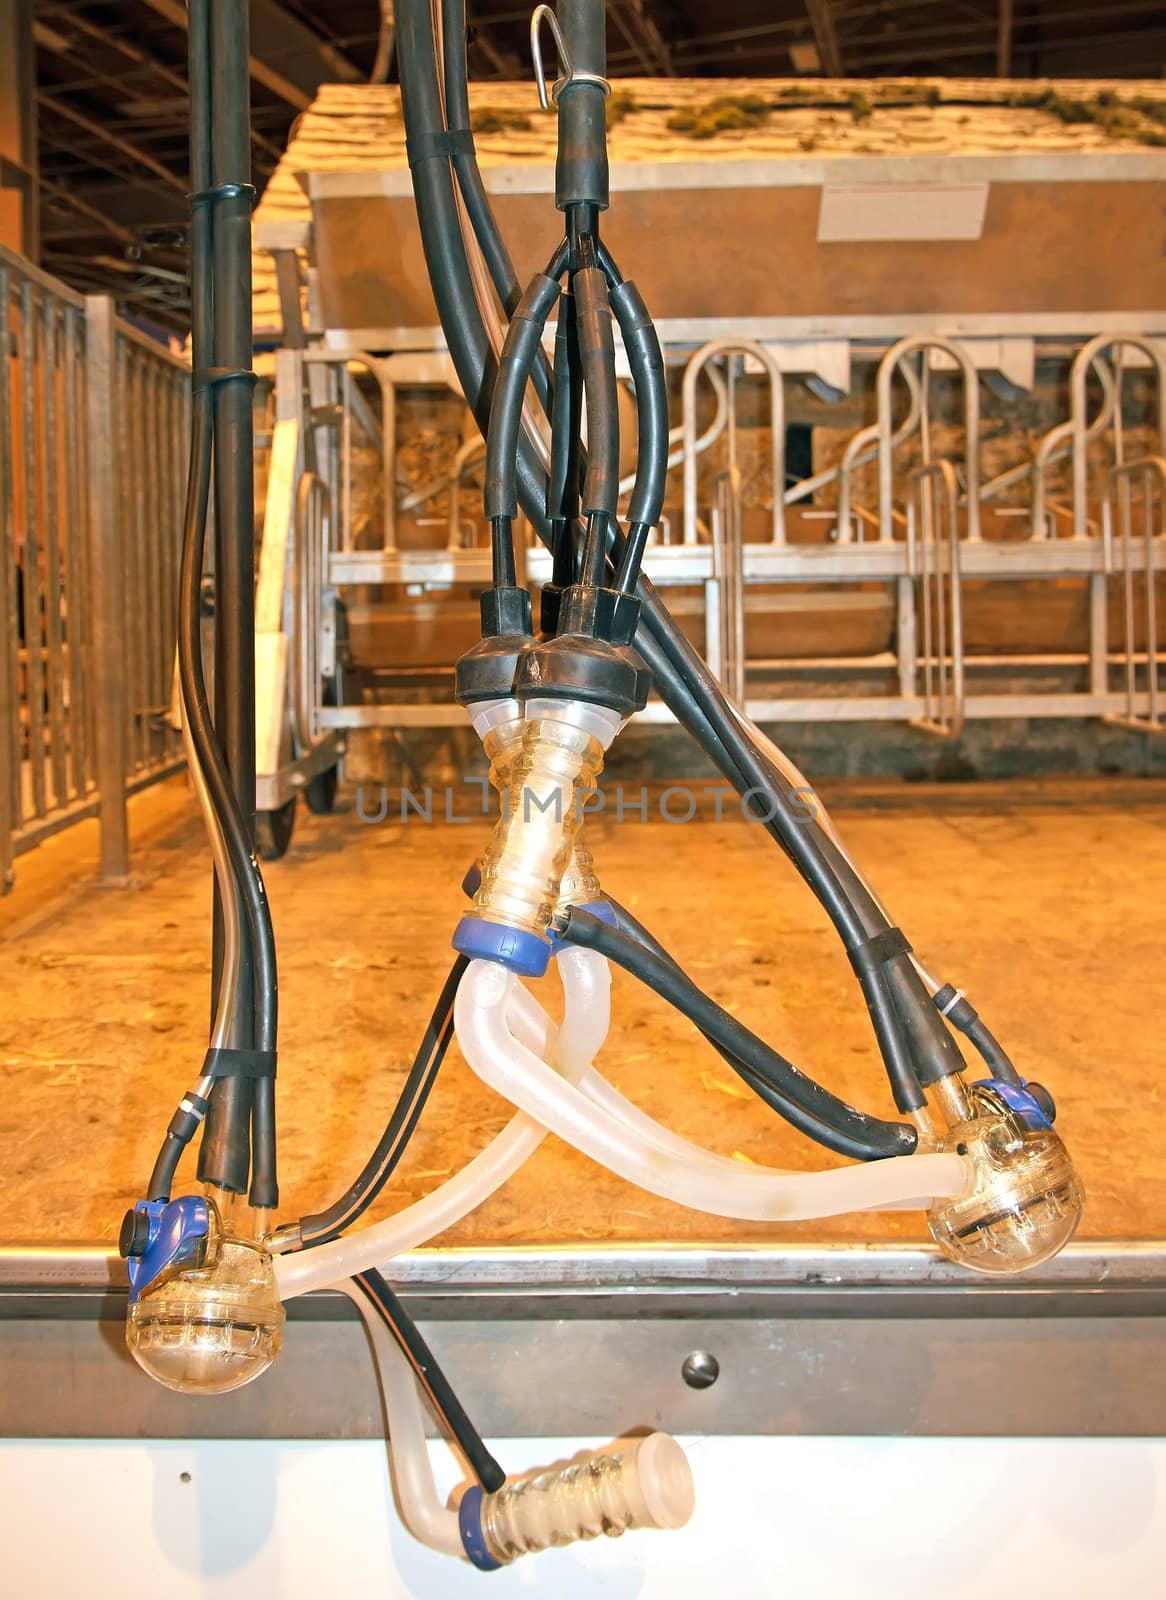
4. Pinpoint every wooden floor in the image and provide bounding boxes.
[2,770,1163,1247]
